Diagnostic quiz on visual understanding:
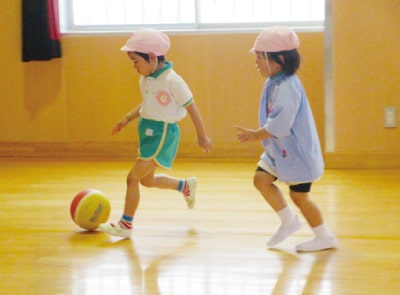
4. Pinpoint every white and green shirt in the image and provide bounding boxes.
[139,61,193,123]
